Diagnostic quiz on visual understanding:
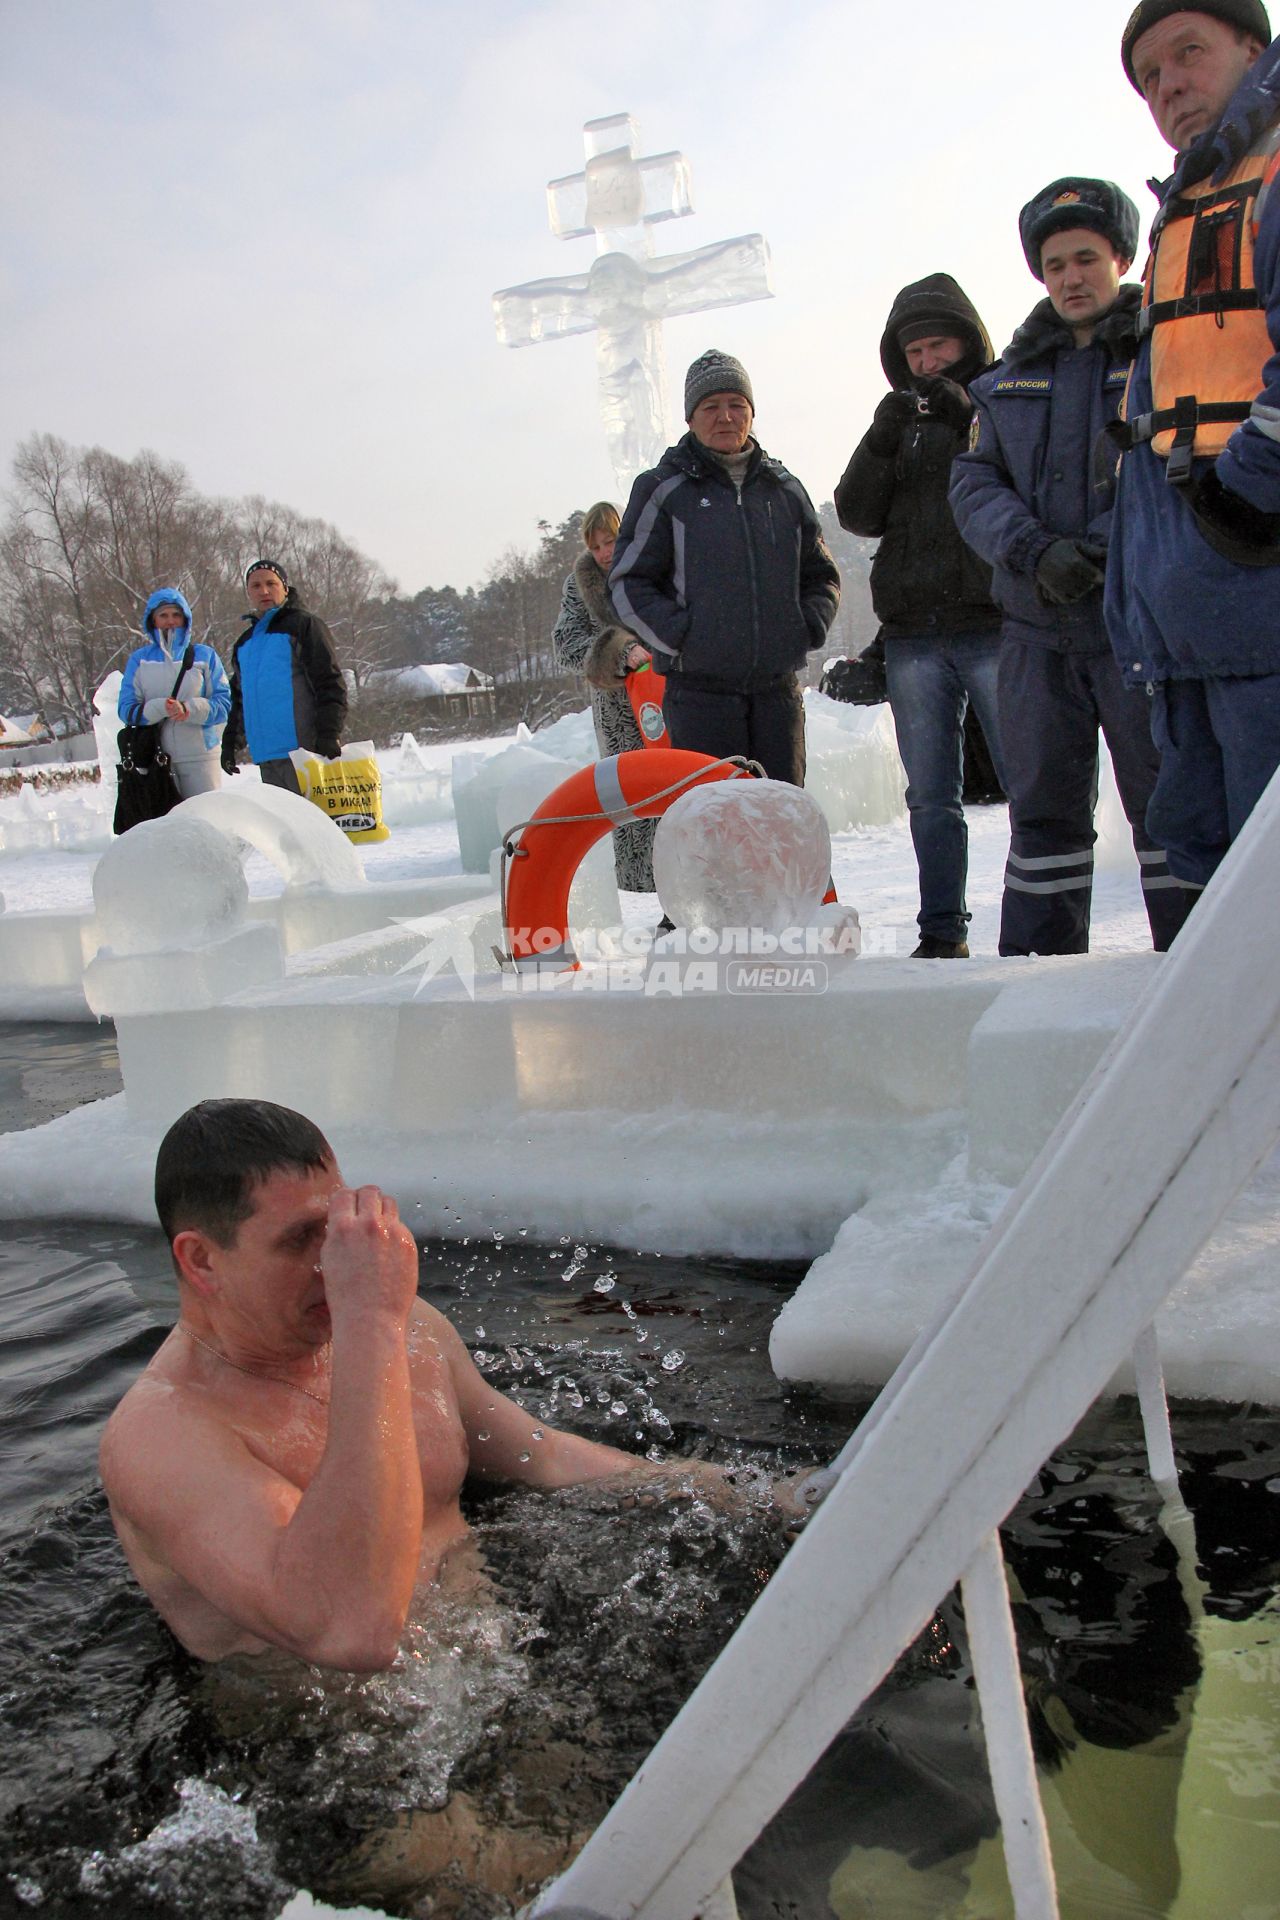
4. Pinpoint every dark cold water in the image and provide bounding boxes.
[0,1025,1277,1919]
